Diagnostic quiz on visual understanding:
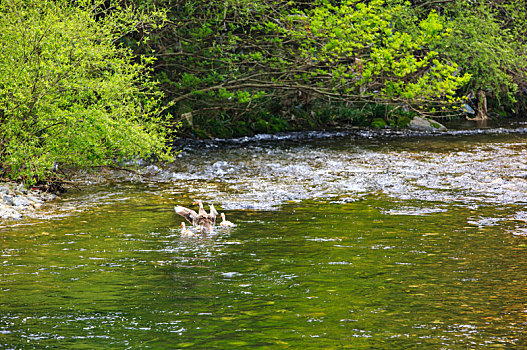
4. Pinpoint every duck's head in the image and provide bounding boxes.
[220,213,226,220]
[180,222,186,229]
